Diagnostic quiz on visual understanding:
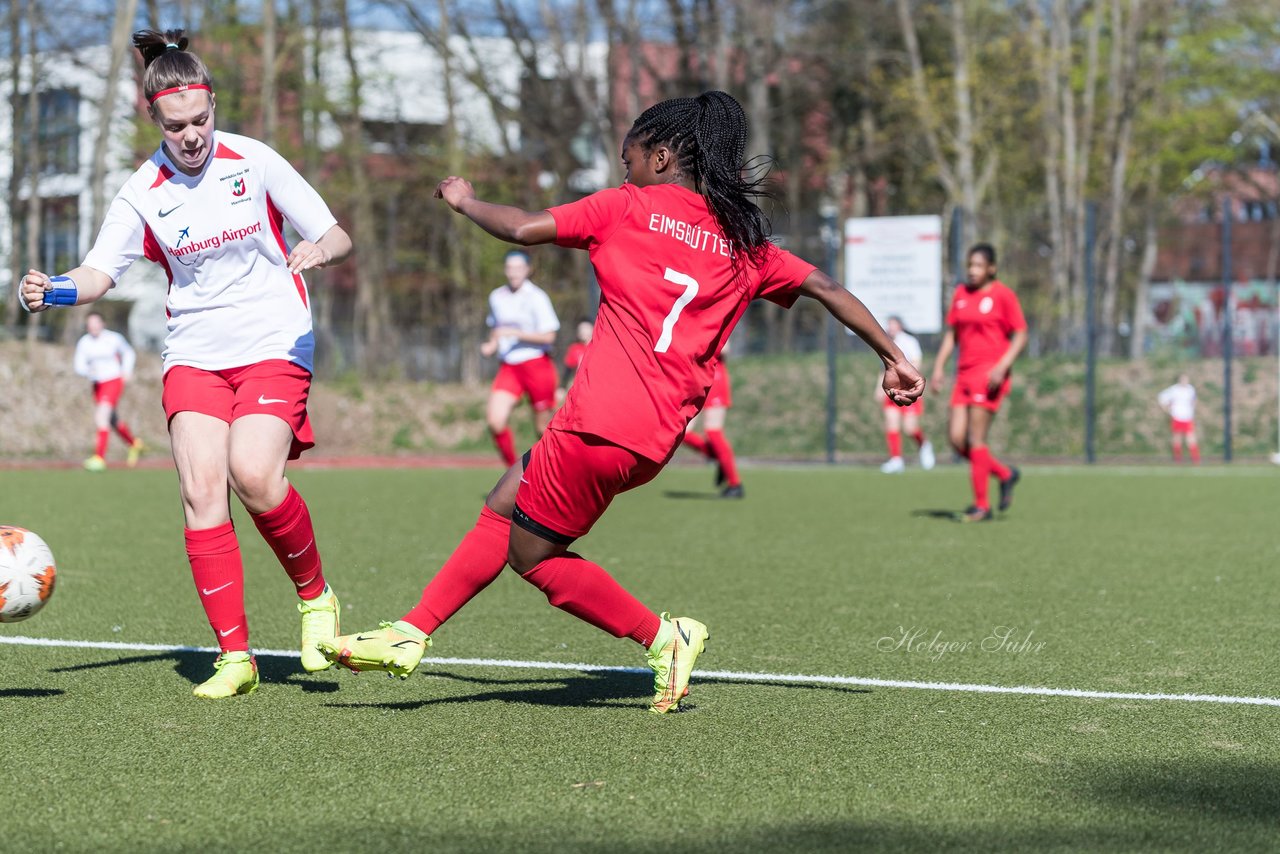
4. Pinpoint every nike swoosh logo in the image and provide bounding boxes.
[288,541,314,561]
[218,625,241,637]
[158,204,183,217]
[676,622,692,645]
[355,635,377,642]
[202,581,233,595]
[391,640,419,648]
[258,395,288,405]
[519,476,530,484]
